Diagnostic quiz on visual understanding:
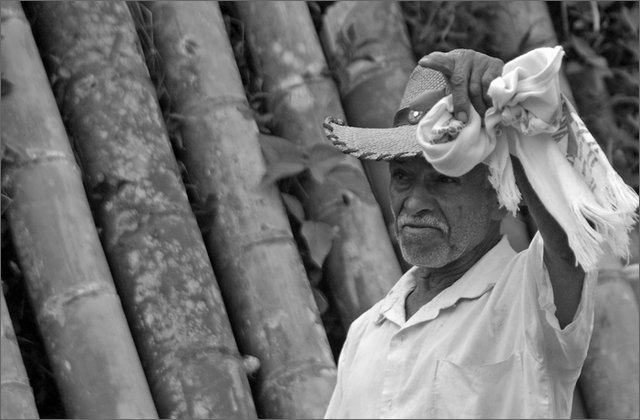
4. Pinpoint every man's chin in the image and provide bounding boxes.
[398,240,450,268]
